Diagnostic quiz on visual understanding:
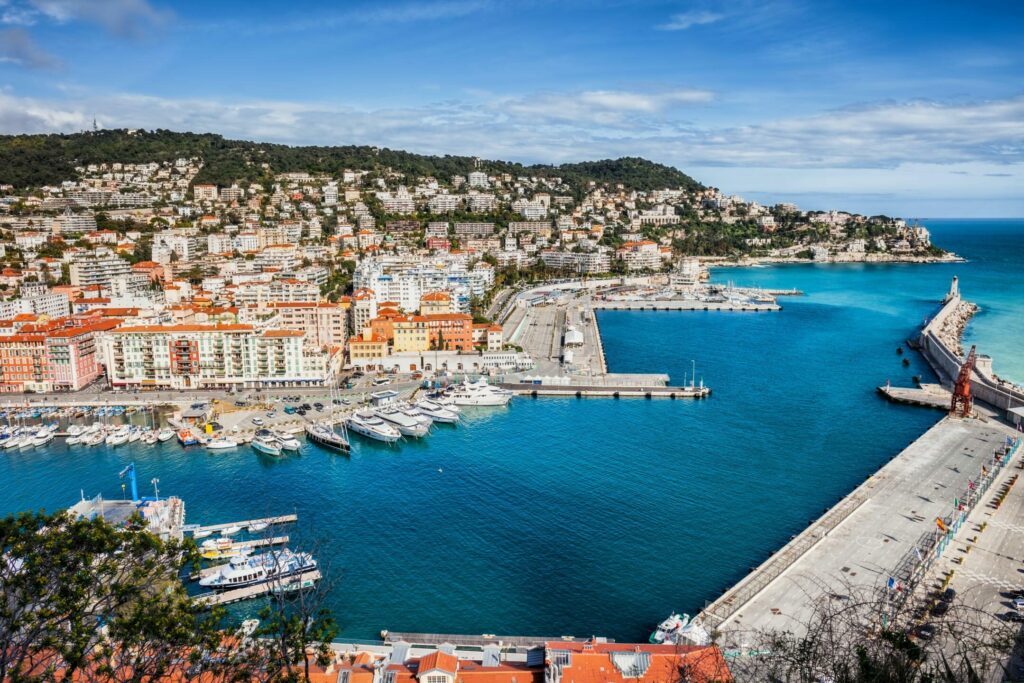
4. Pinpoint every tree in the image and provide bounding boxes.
[0,511,228,682]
